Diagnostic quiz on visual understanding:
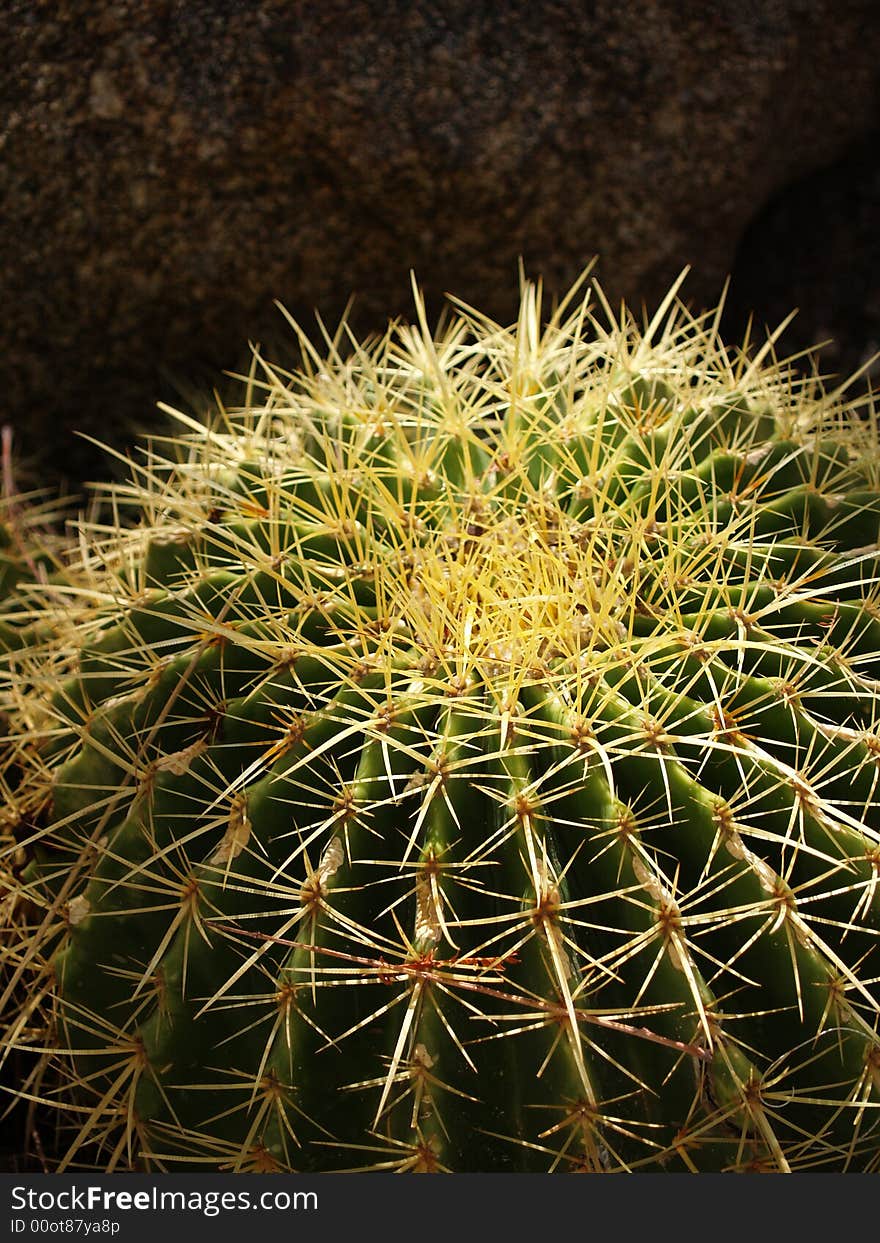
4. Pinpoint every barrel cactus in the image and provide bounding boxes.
[1,433,74,886]
[0,435,71,653]
[3,275,880,1173]
[1,441,78,1168]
